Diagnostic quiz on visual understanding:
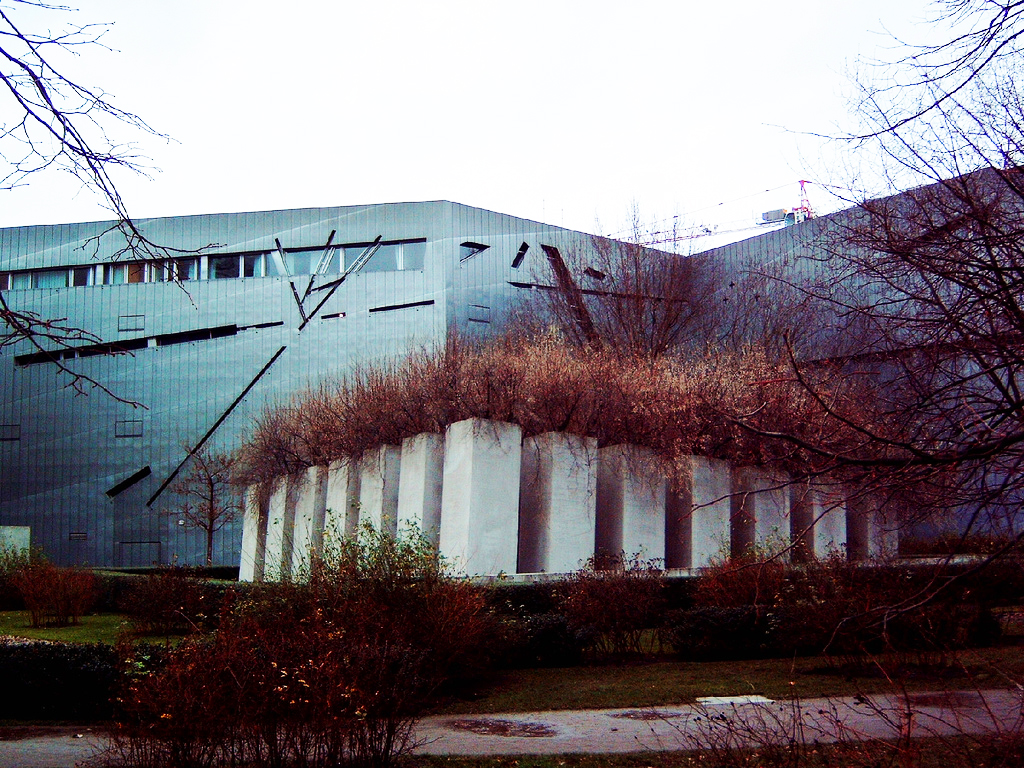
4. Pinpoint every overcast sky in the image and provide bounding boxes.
[1,0,938,245]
